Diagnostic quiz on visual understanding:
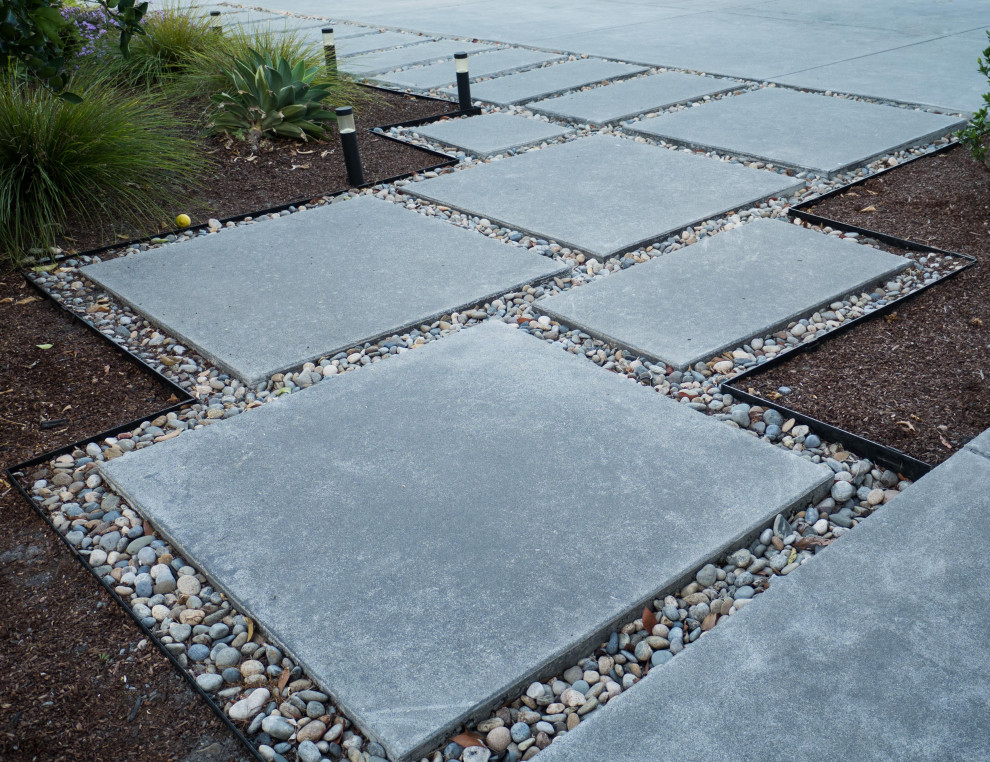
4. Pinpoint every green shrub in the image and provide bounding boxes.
[92,3,218,87]
[0,70,202,267]
[206,48,336,148]
[957,30,990,168]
